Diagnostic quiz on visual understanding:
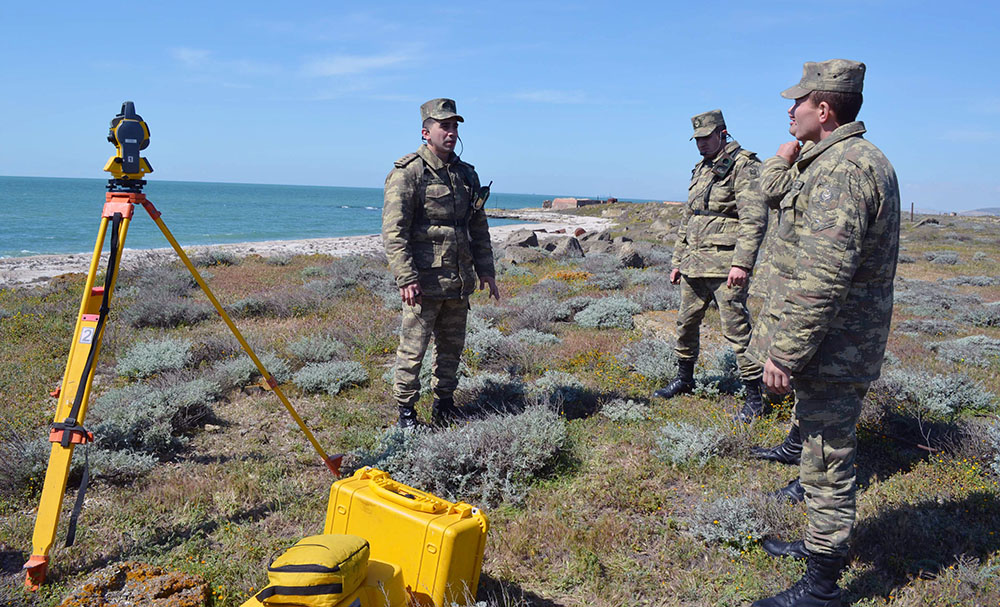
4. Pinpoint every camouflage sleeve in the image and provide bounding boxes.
[381,166,420,288]
[466,169,496,278]
[767,162,875,372]
[759,156,794,208]
[671,204,690,268]
[731,155,768,270]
